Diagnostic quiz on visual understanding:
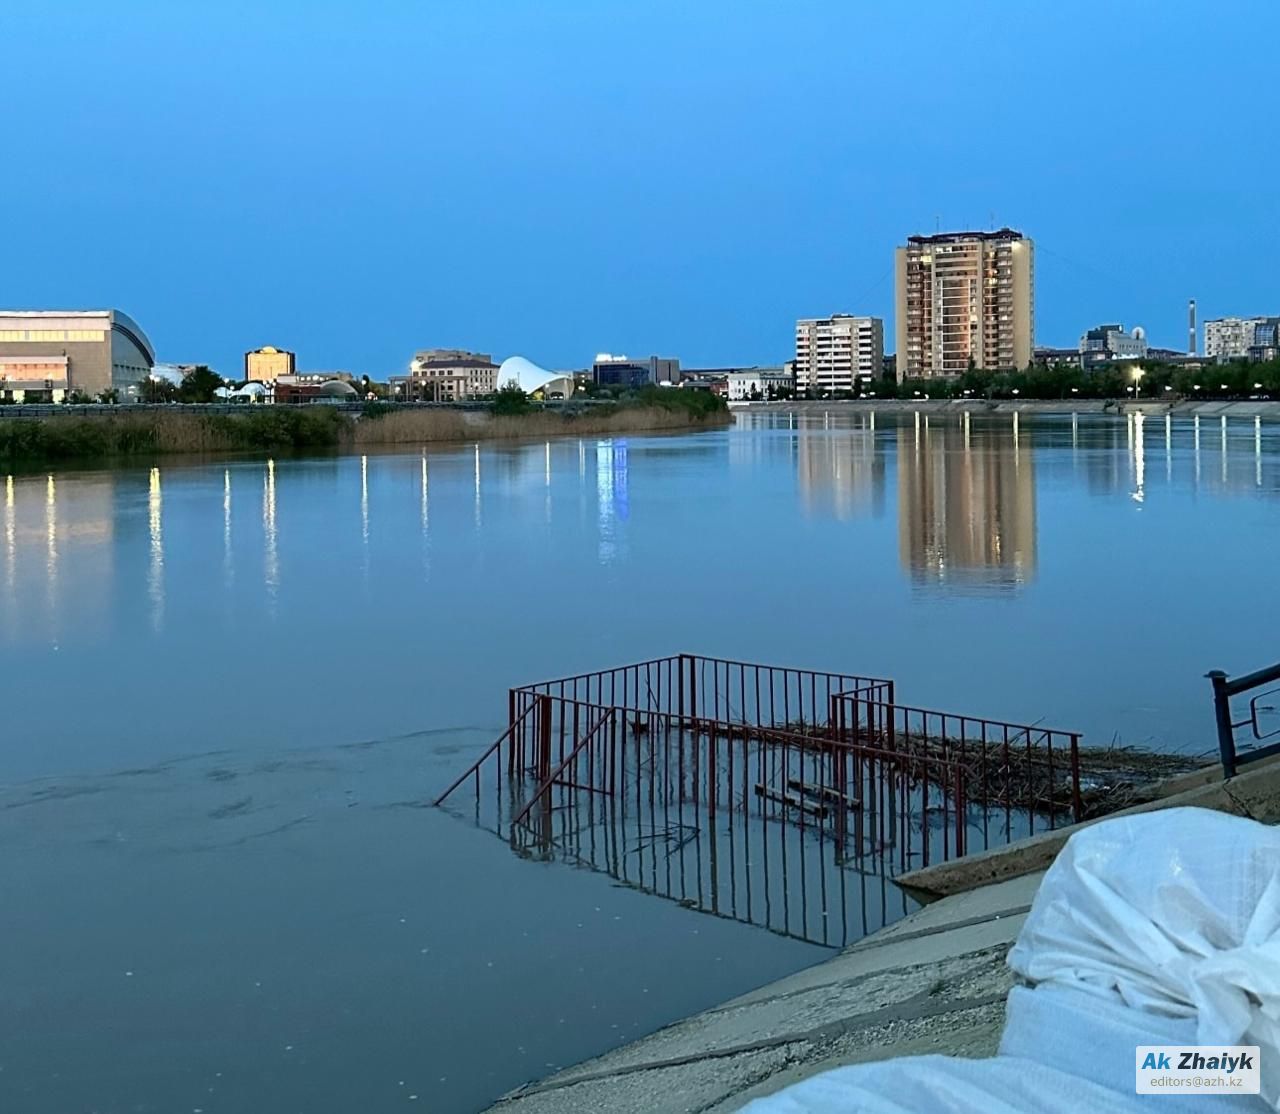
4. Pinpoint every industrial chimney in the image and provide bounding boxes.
[1188,299,1197,355]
